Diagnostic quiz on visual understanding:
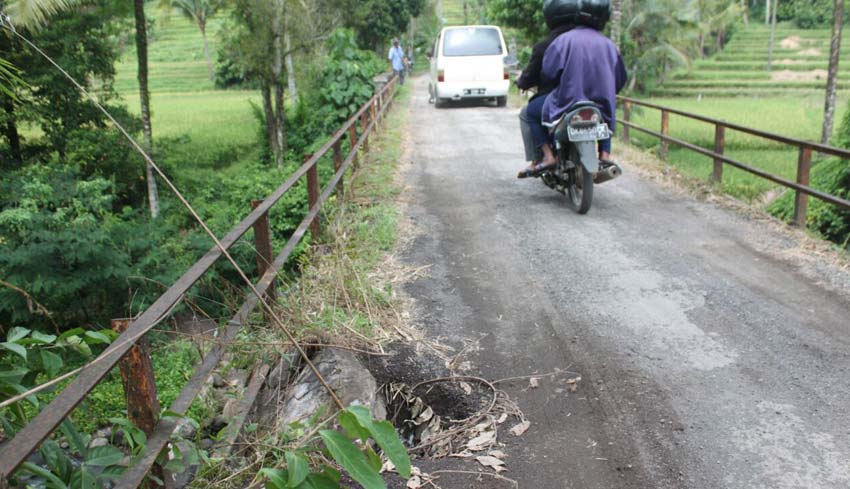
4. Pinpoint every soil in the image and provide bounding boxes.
[770,69,828,82]
[779,35,801,49]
